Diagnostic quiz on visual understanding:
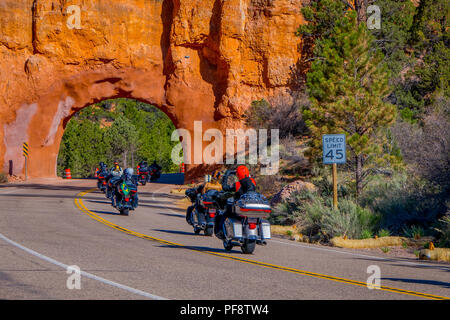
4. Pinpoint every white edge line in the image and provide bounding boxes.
[0,232,168,300]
